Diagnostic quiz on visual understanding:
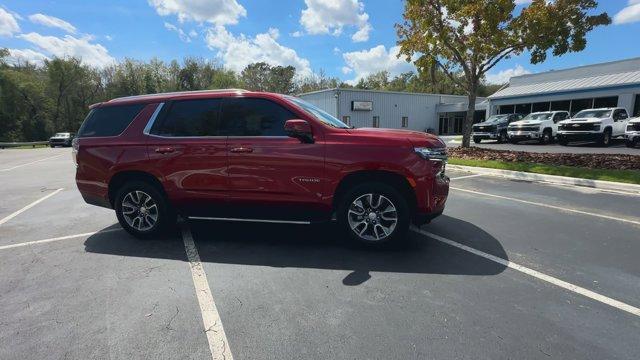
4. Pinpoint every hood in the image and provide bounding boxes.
[509,119,544,126]
[474,120,505,127]
[347,127,446,148]
[559,117,602,124]
[628,117,640,124]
